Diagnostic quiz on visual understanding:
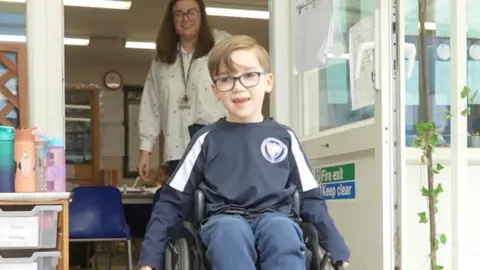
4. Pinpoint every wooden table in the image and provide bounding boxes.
[0,193,71,270]
[122,193,153,205]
